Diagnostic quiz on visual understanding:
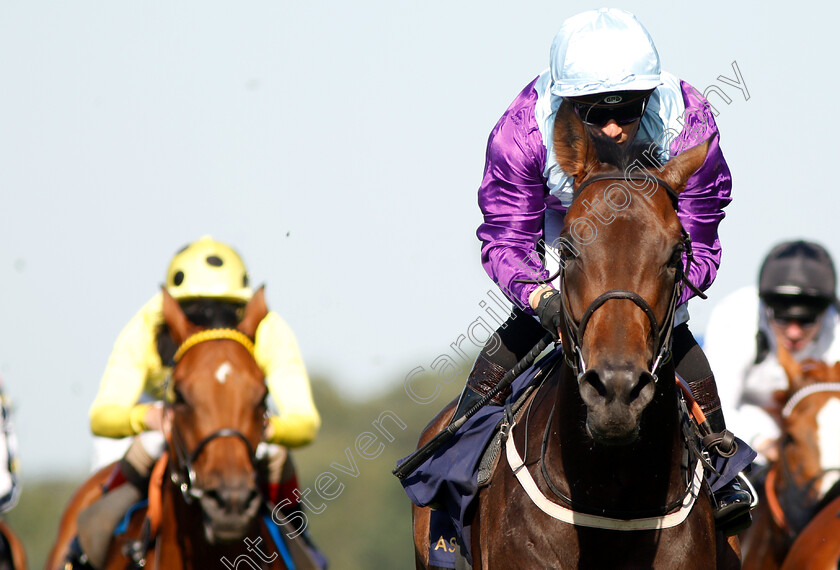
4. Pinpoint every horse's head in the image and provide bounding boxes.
[162,286,269,543]
[553,101,709,444]
[776,345,840,500]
